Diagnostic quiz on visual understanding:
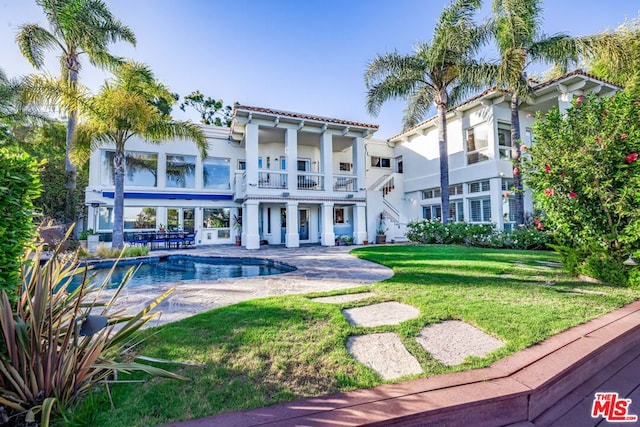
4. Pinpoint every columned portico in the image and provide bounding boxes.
[285,201,299,248]
[245,200,260,249]
[321,202,335,246]
[354,203,367,244]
